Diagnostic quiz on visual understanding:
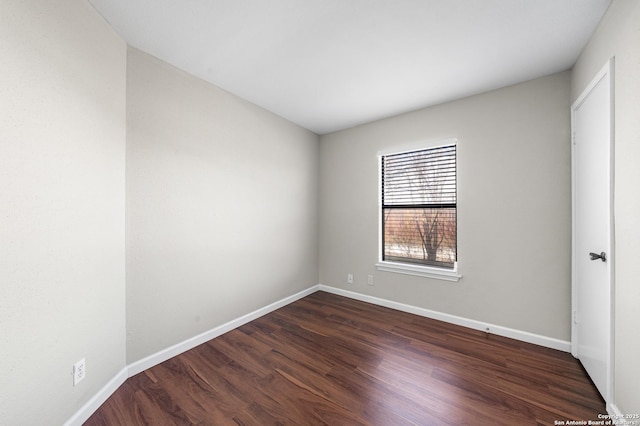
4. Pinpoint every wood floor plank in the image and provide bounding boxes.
[85,292,605,425]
